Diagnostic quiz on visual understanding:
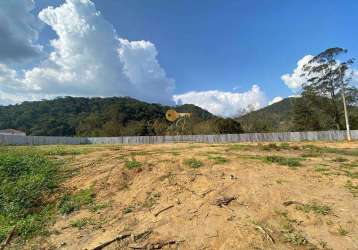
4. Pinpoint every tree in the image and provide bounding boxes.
[214,118,243,134]
[299,47,357,130]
